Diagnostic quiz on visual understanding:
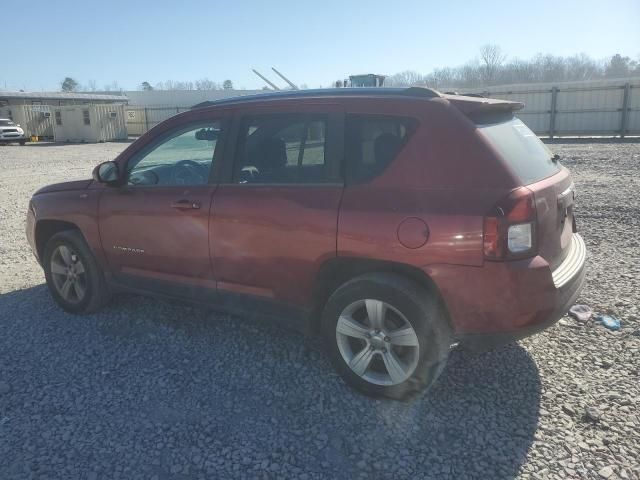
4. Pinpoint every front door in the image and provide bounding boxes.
[211,108,344,311]
[99,118,226,296]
